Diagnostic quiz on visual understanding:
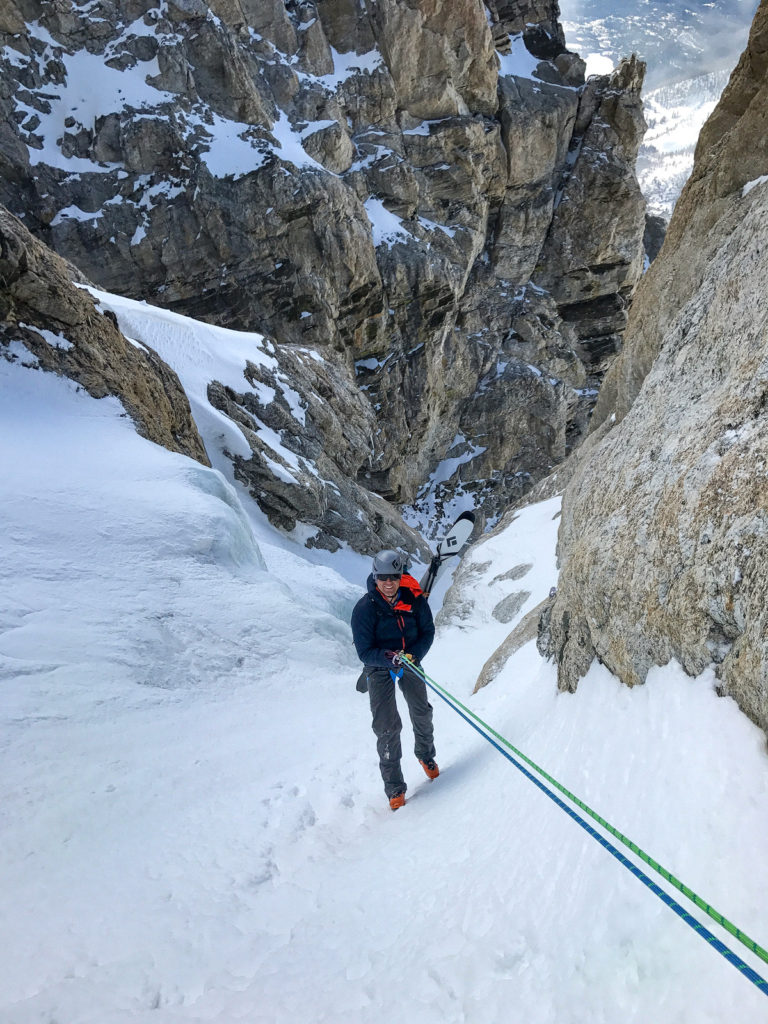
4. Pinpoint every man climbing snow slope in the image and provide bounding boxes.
[351,550,439,810]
